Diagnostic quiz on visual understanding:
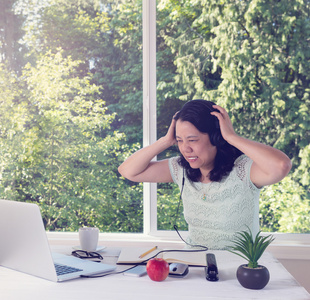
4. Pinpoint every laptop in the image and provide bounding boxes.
[0,199,116,282]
